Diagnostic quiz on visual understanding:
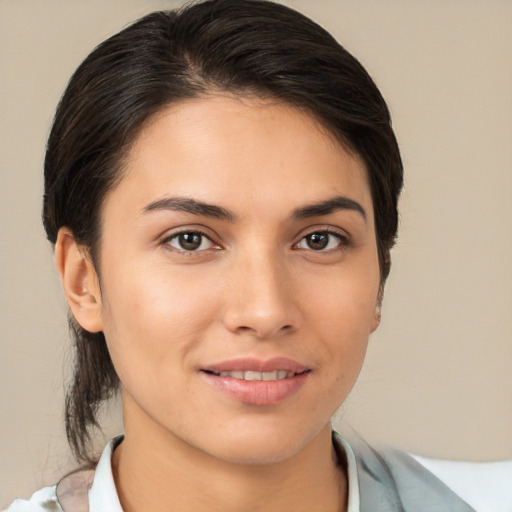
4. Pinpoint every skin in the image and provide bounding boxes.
[56,96,381,512]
